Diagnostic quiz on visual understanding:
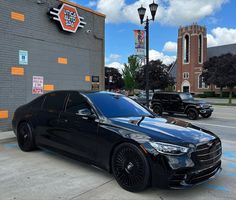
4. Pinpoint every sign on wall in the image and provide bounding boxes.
[49,4,86,33]
[32,76,44,94]
[19,50,28,65]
